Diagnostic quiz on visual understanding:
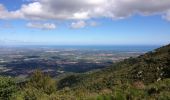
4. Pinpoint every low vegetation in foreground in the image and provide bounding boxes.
[0,44,170,100]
